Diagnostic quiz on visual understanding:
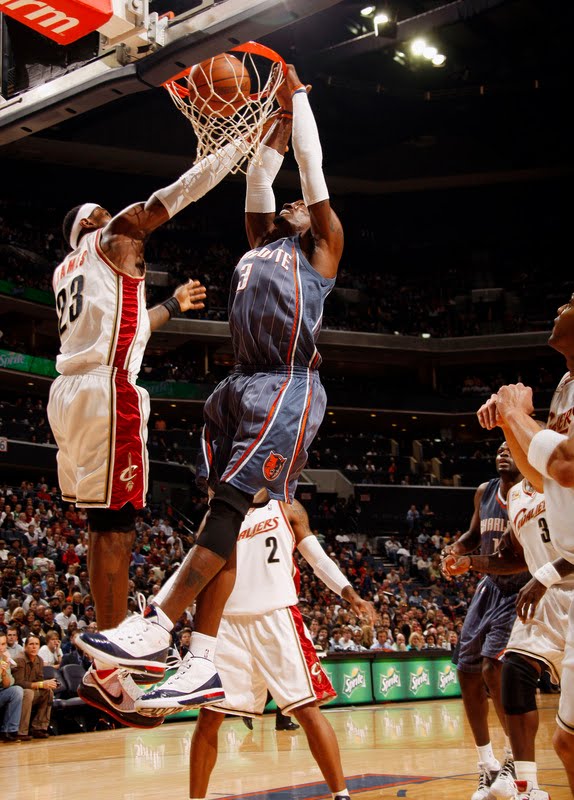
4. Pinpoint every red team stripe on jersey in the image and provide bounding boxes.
[109,276,145,510]
[288,605,336,704]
